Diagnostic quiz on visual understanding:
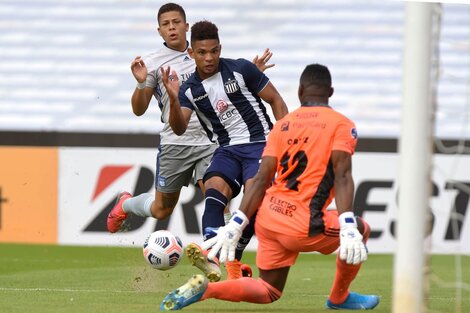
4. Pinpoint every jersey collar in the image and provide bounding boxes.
[163,41,189,53]
[301,102,330,108]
